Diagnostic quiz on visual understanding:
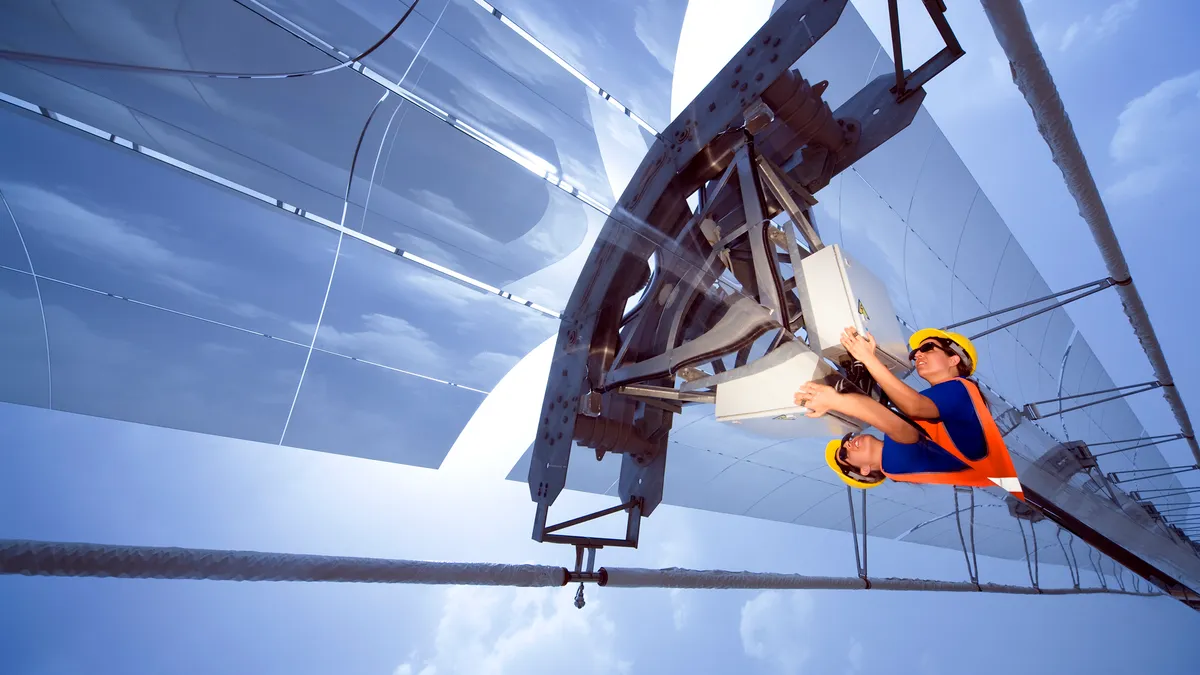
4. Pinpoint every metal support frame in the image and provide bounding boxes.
[1017,518,1040,590]
[1023,380,1162,420]
[944,277,1116,341]
[528,0,958,553]
[1,539,1162,597]
[953,487,980,587]
[846,487,869,586]
[535,498,644,550]
[1090,433,1188,458]
[1060,528,1080,586]
[887,0,965,101]
[1088,548,1108,590]
[1108,465,1199,485]
[1132,486,1200,500]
